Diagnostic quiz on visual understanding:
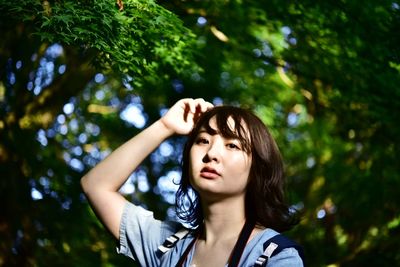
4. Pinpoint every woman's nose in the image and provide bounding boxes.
[202,142,221,163]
